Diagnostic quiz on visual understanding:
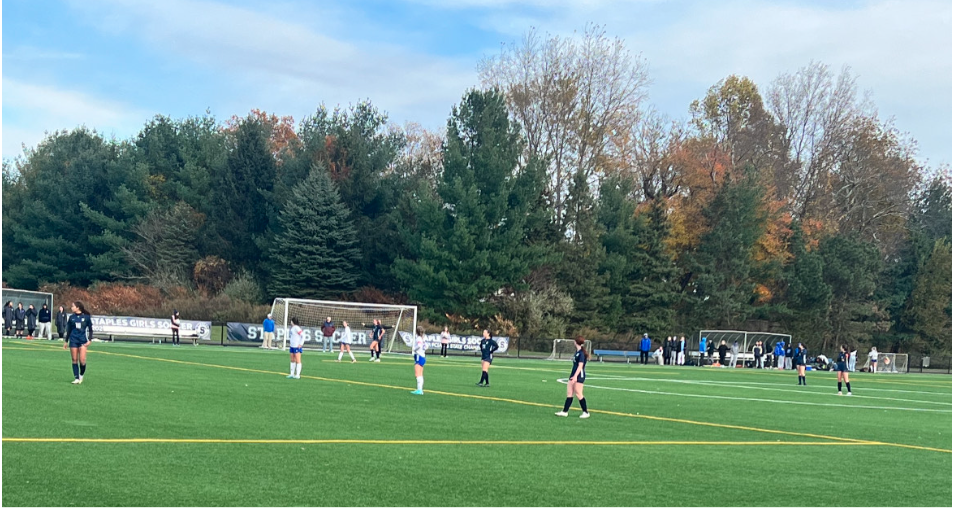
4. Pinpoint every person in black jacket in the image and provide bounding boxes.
[476,330,499,387]
[3,301,14,337]
[716,340,729,367]
[14,303,27,338]
[55,306,69,339]
[25,304,39,339]
[37,303,52,340]
[663,336,672,365]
